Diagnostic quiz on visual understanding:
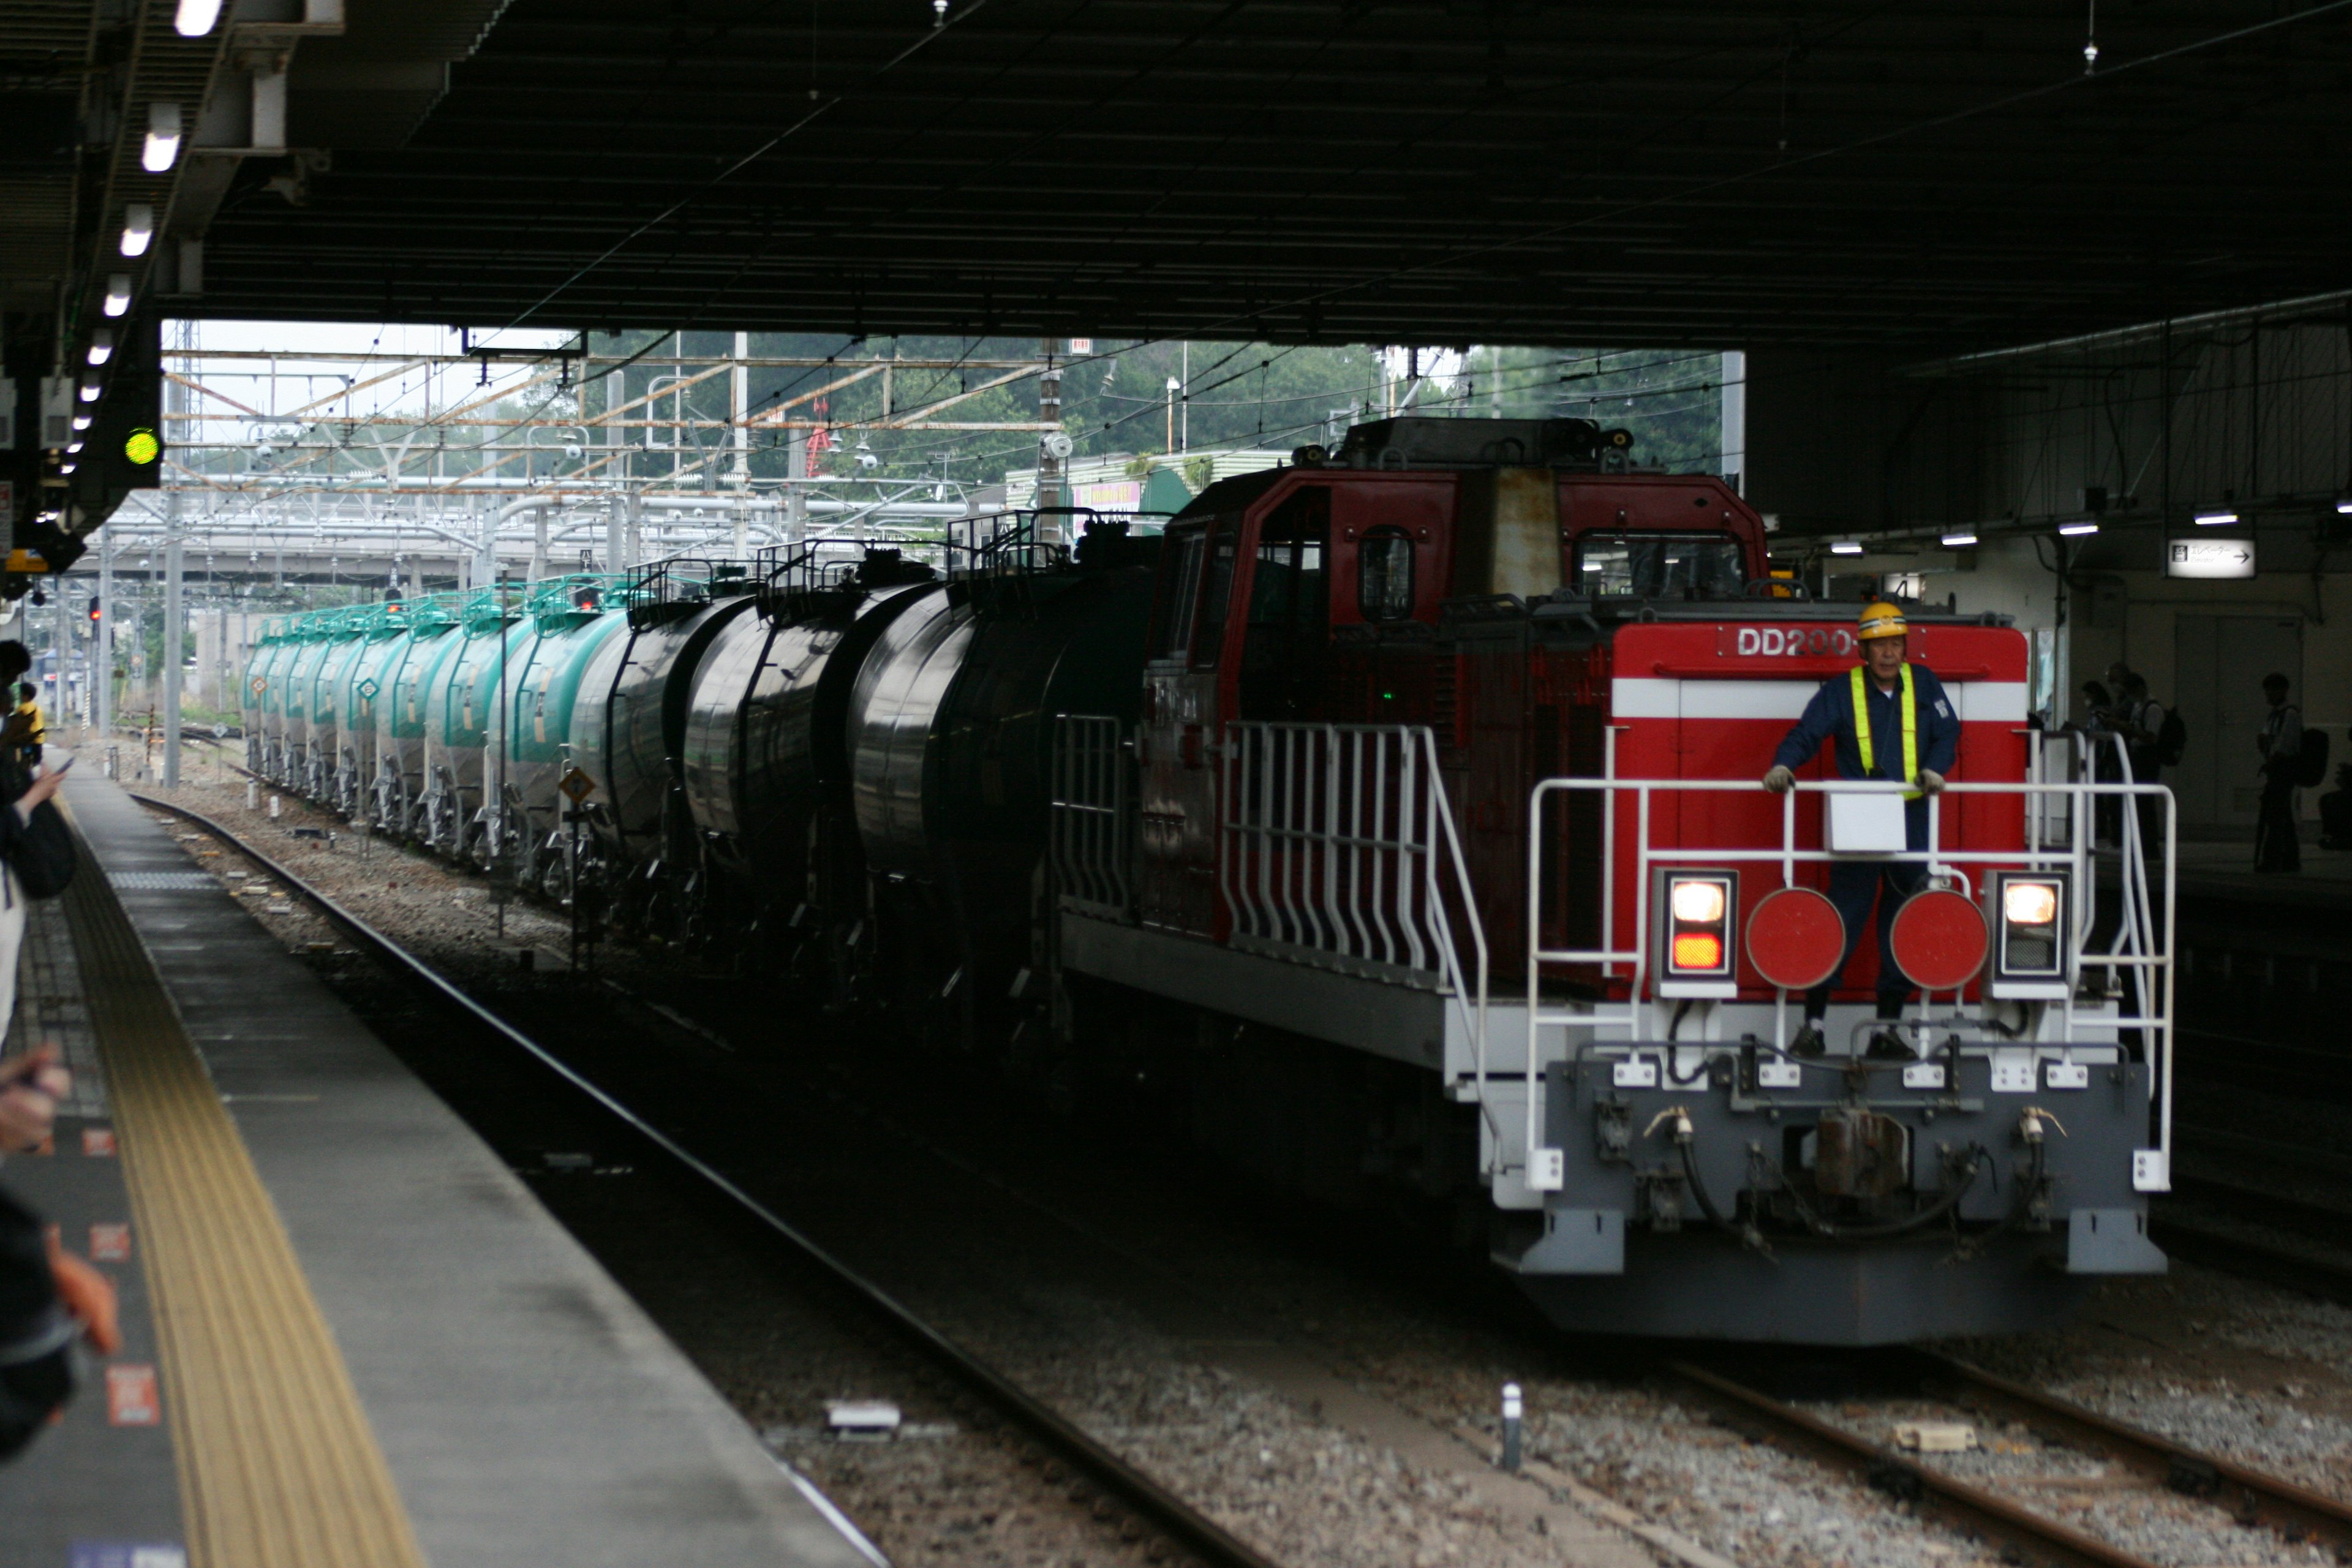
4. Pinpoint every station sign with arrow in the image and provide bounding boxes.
[2166,536,2256,580]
